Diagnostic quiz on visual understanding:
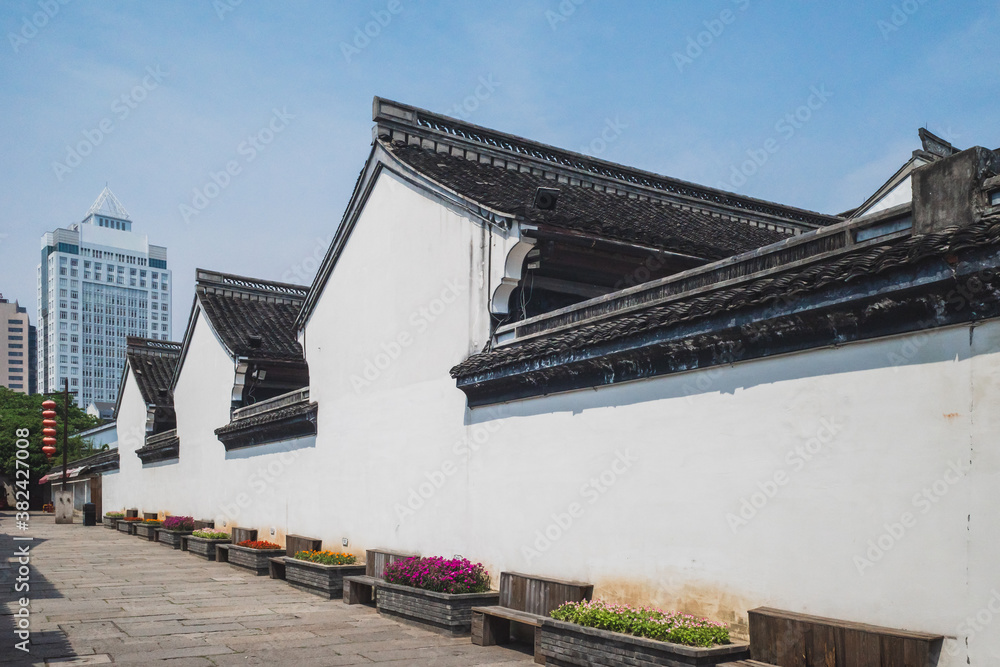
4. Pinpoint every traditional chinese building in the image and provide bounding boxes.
[101,98,1000,665]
